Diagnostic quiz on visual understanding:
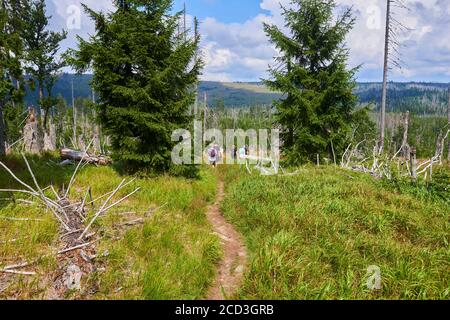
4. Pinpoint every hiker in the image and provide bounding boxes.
[231,145,237,160]
[239,146,246,160]
[208,146,218,167]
